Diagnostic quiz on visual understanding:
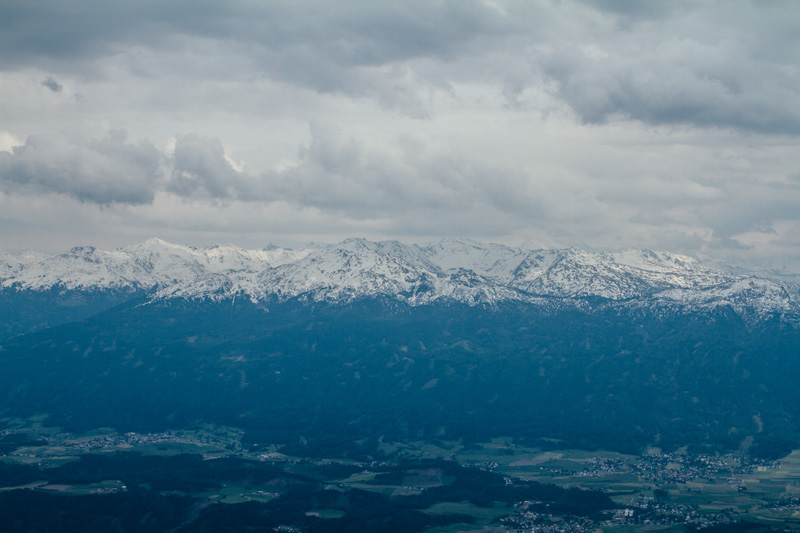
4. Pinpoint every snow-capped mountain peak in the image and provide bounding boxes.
[1,238,798,320]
